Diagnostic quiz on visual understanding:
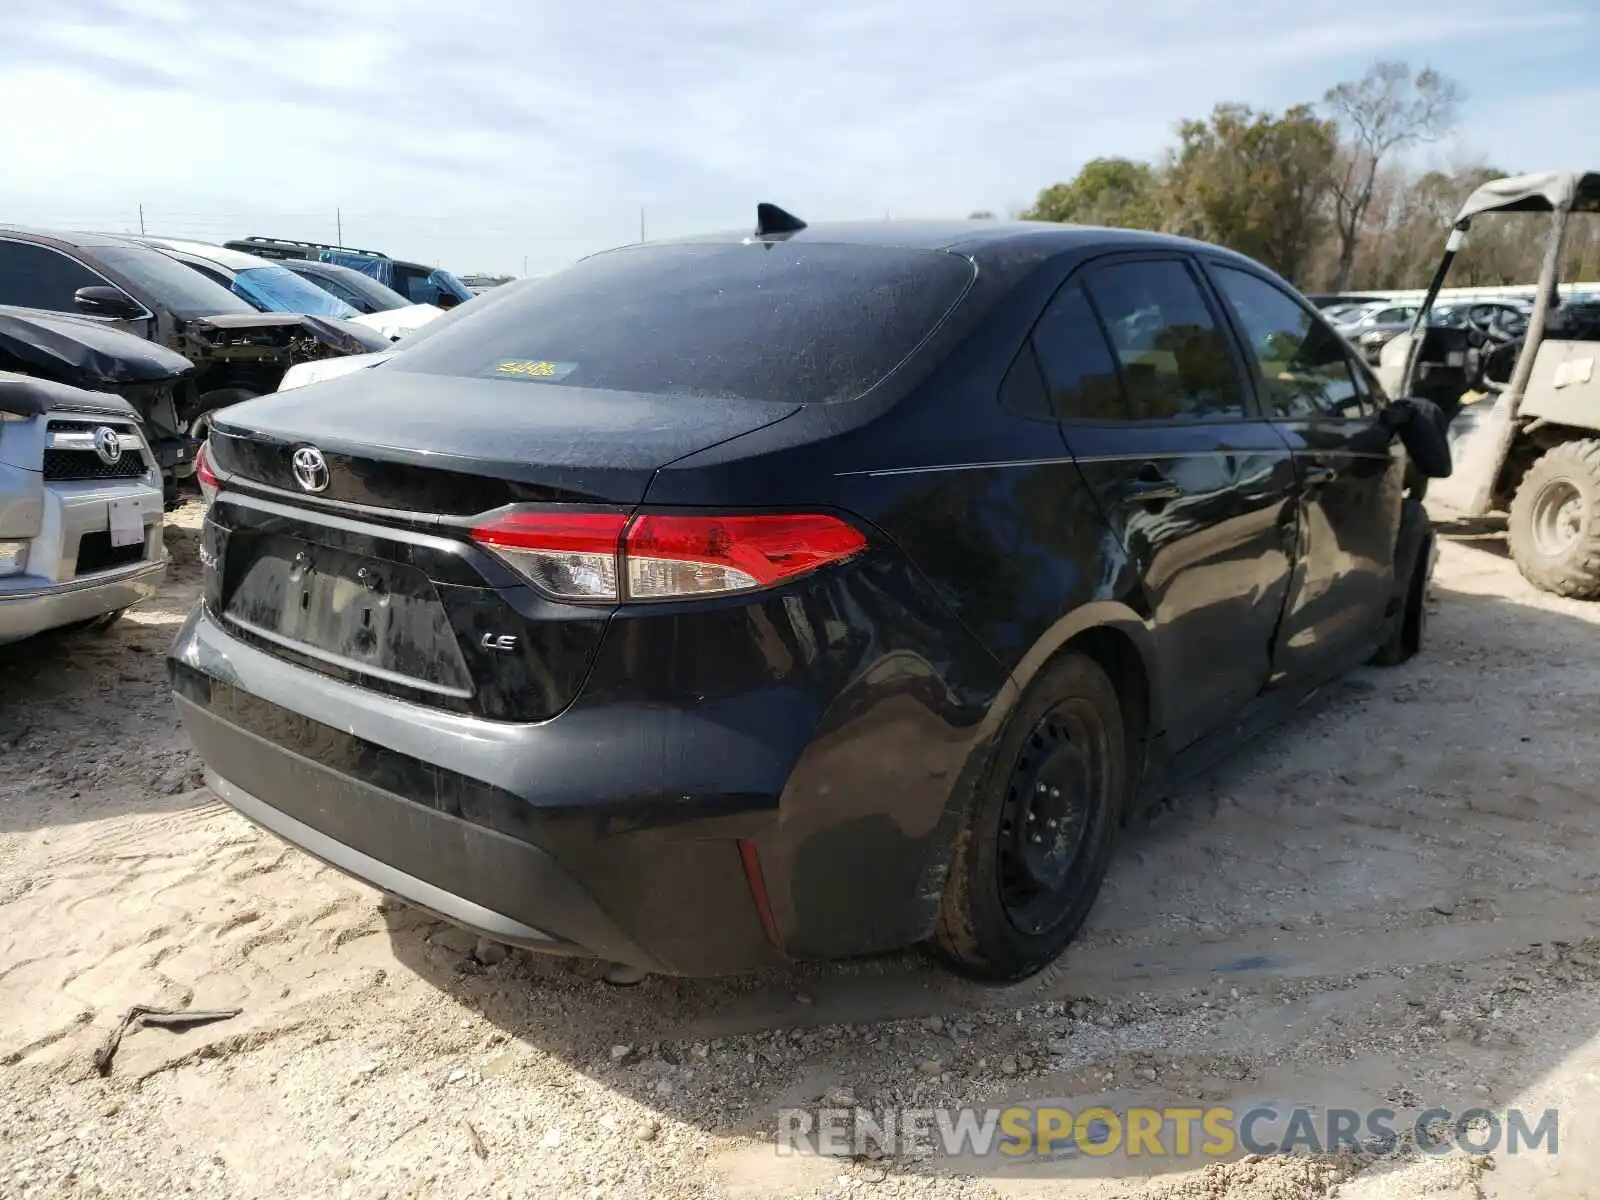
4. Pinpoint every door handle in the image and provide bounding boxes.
[1303,464,1339,488]
[1119,463,1183,505]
